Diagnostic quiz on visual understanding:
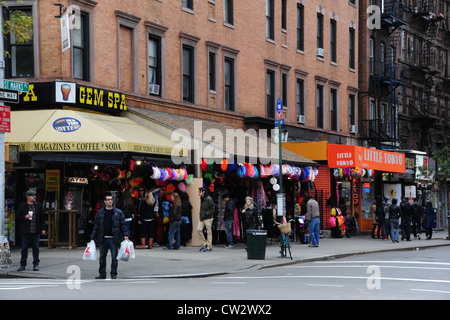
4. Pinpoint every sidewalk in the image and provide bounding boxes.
[1,230,449,280]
